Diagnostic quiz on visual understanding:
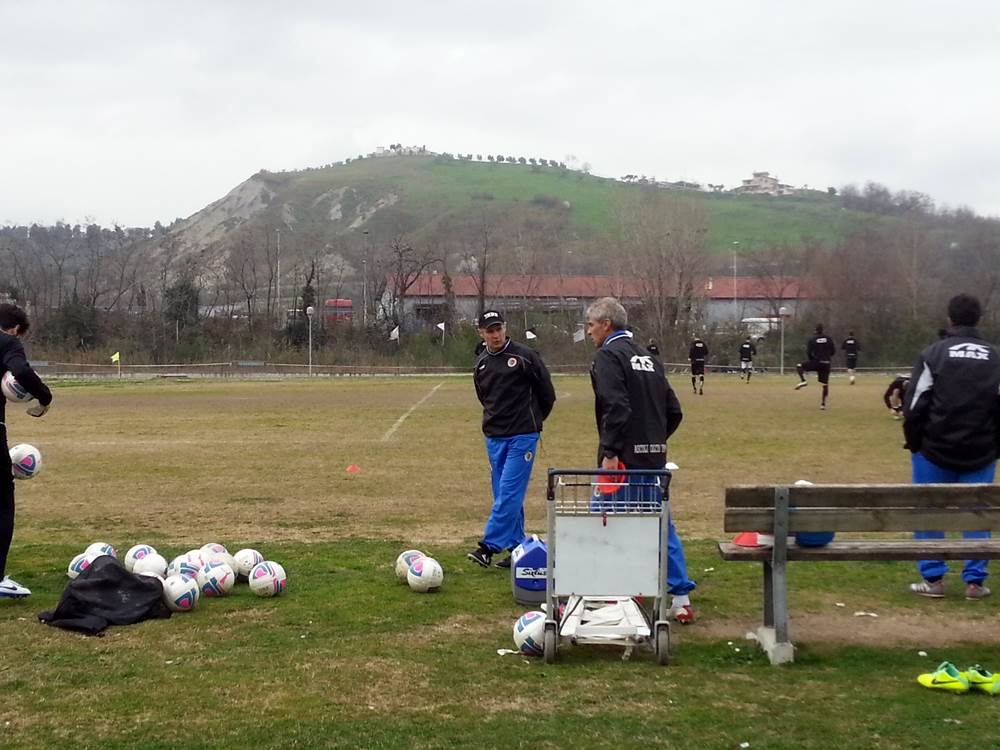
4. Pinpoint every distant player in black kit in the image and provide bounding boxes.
[738,337,756,383]
[842,331,861,385]
[794,324,836,410]
[884,375,909,419]
[689,337,708,395]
